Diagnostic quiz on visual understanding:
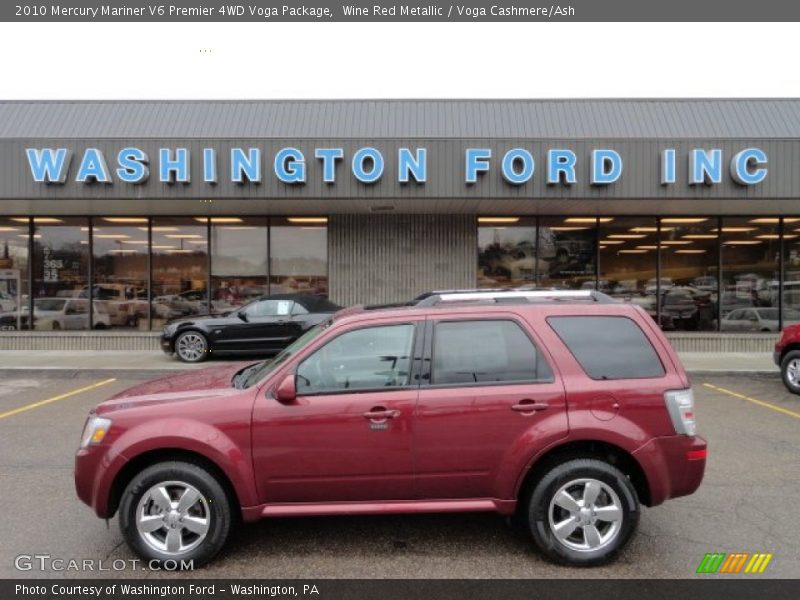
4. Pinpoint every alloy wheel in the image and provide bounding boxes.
[176,333,206,362]
[135,481,210,556]
[547,478,623,552]
[786,358,800,387]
